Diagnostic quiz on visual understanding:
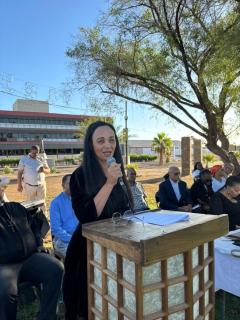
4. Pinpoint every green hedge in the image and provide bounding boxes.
[0,159,19,167]
[129,154,157,162]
